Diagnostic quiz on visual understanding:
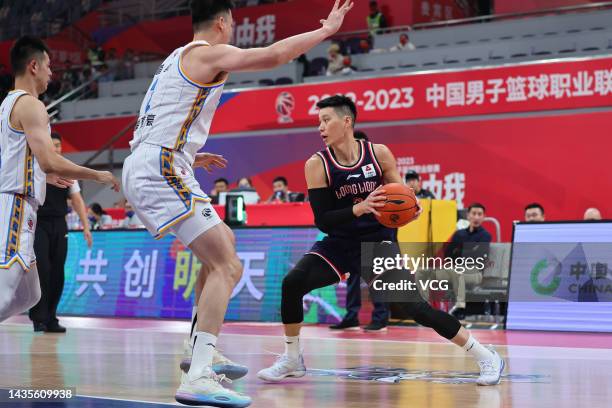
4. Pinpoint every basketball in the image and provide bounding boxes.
[375,183,419,228]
